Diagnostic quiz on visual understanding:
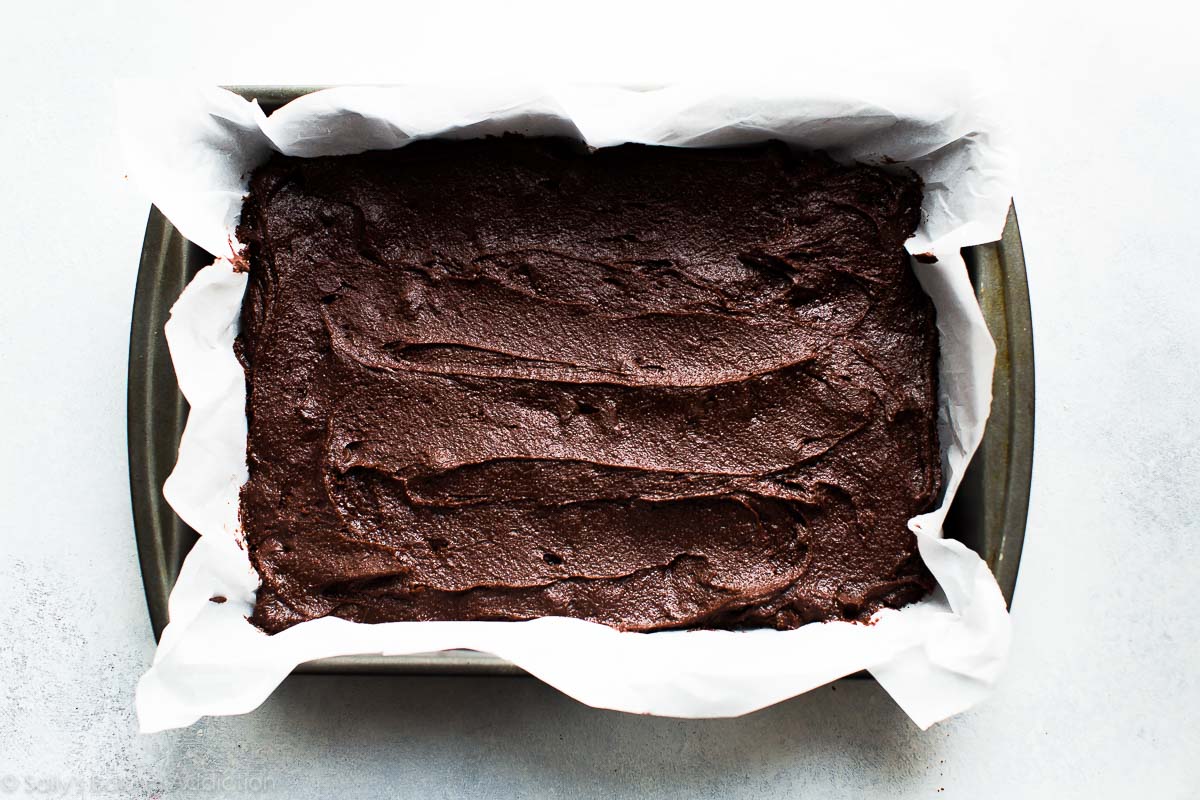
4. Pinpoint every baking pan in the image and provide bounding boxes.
[129,87,1034,676]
